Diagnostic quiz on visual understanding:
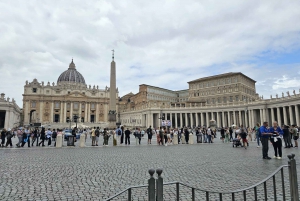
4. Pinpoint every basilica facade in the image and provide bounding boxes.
[22,60,118,127]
